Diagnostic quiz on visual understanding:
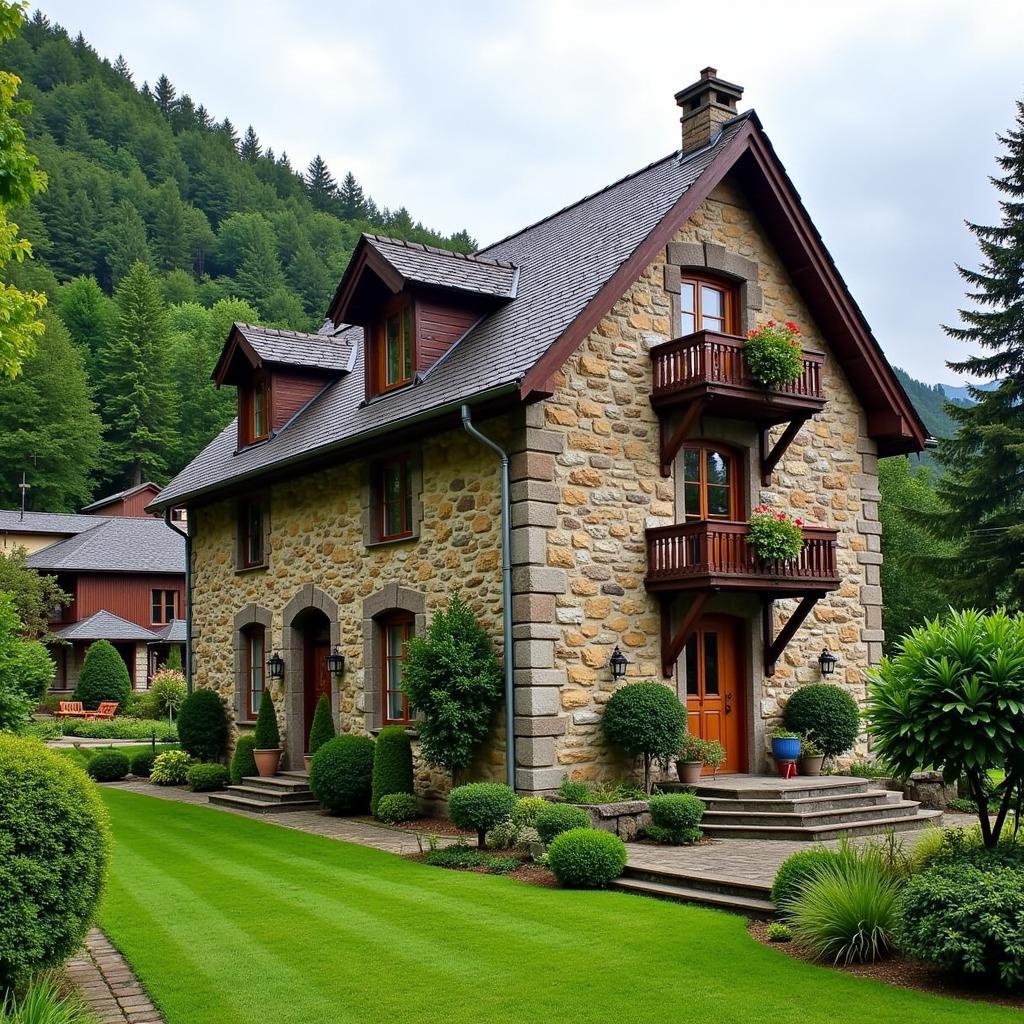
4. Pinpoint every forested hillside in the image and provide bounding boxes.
[892,366,966,440]
[0,11,474,507]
